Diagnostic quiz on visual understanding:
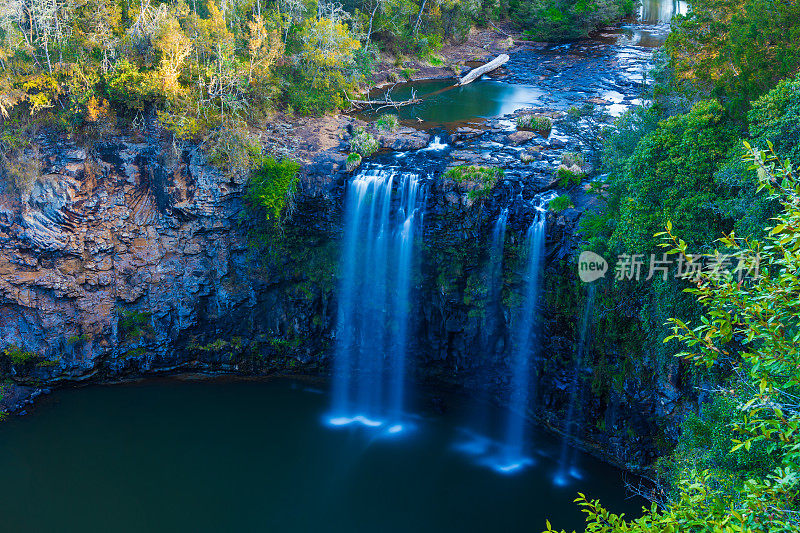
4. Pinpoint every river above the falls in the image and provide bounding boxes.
[362,0,688,129]
[0,378,640,533]
[361,78,547,129]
